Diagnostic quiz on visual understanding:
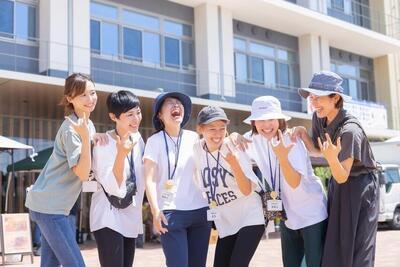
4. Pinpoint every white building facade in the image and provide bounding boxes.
[1,0,400,171]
